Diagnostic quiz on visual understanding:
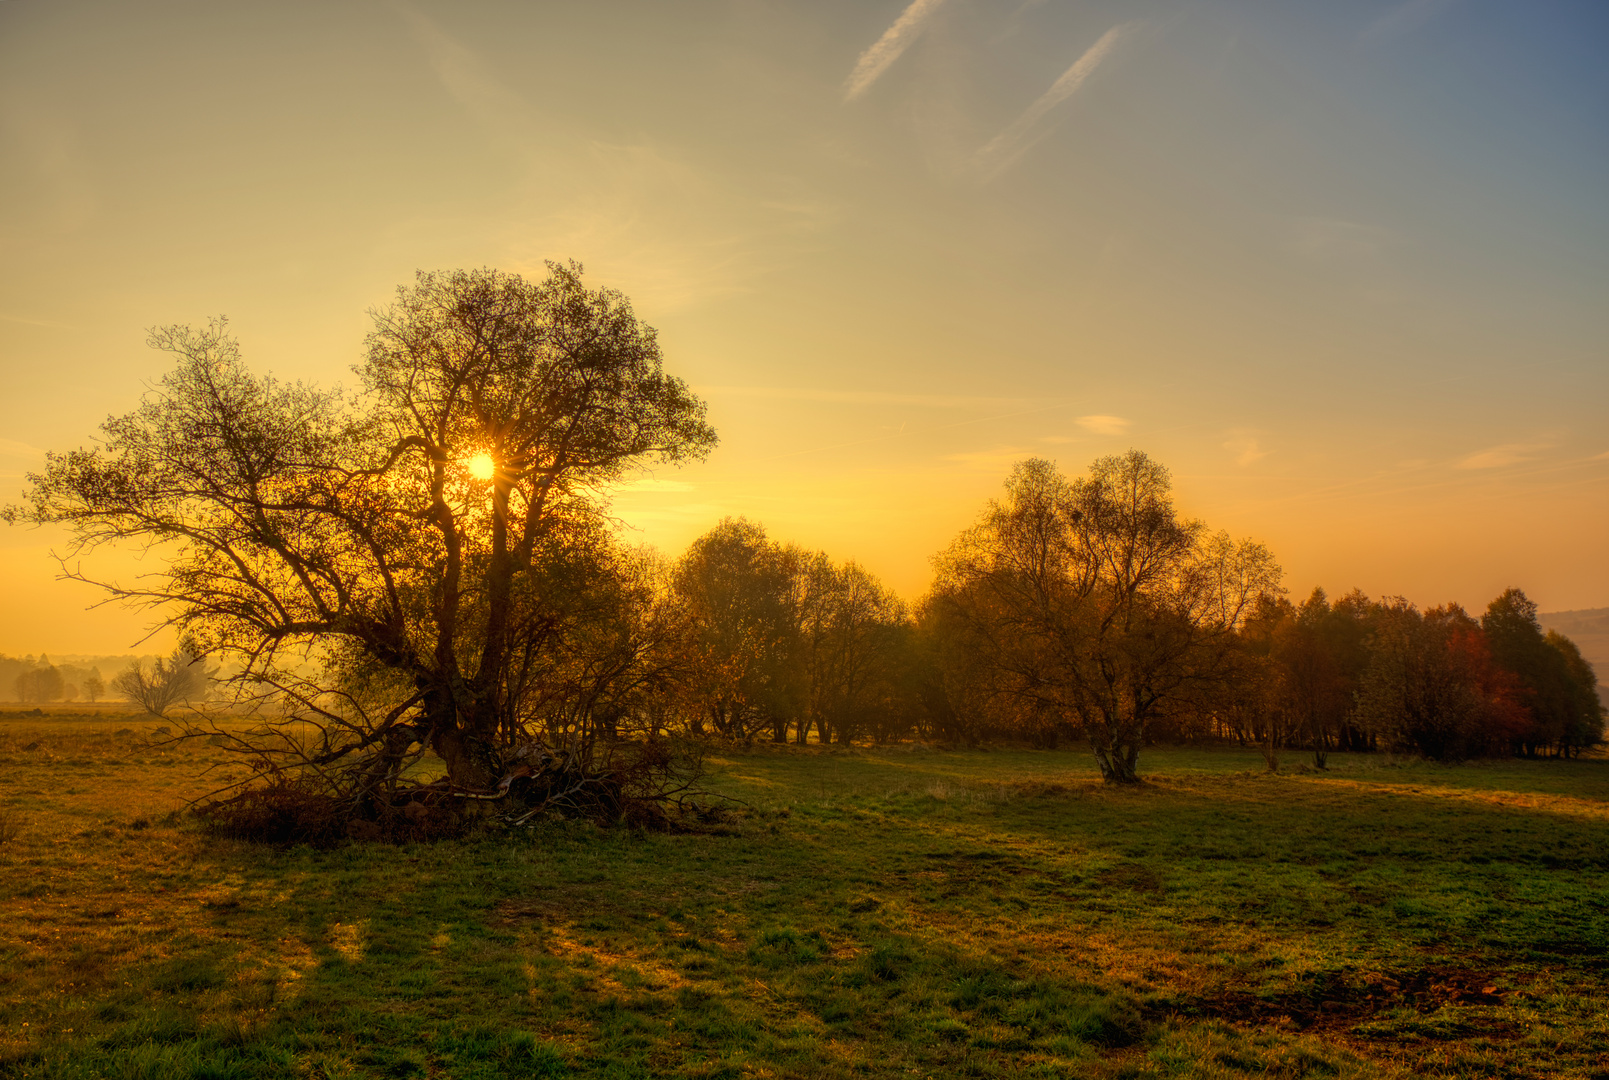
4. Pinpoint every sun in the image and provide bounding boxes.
[466,453,496,480]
